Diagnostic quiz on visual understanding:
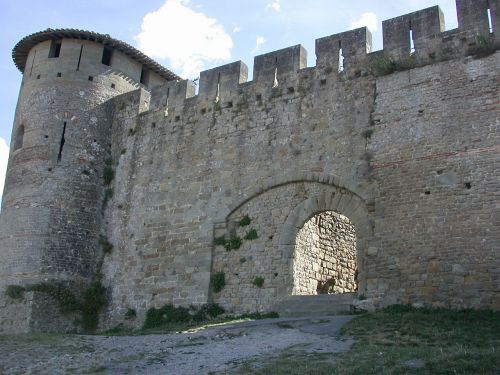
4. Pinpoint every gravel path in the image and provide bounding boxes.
[0,316,355,374]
